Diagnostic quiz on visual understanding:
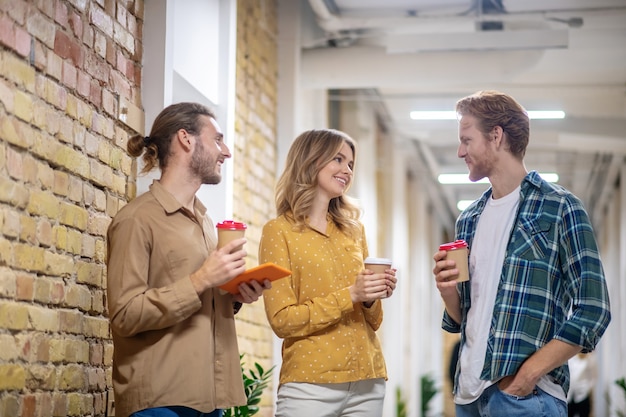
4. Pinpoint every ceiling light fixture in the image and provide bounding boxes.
[410,110,565,120]
[439,172,559,184]
[410,111,457,120]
